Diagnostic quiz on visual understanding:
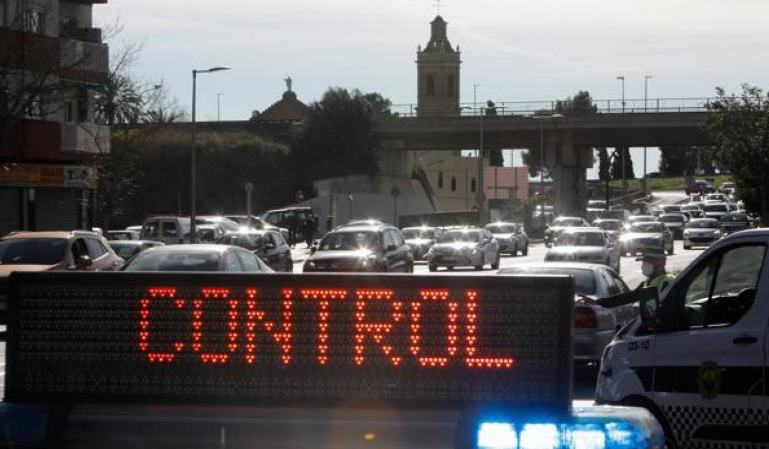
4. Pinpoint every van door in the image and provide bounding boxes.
[651,241,768,447]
